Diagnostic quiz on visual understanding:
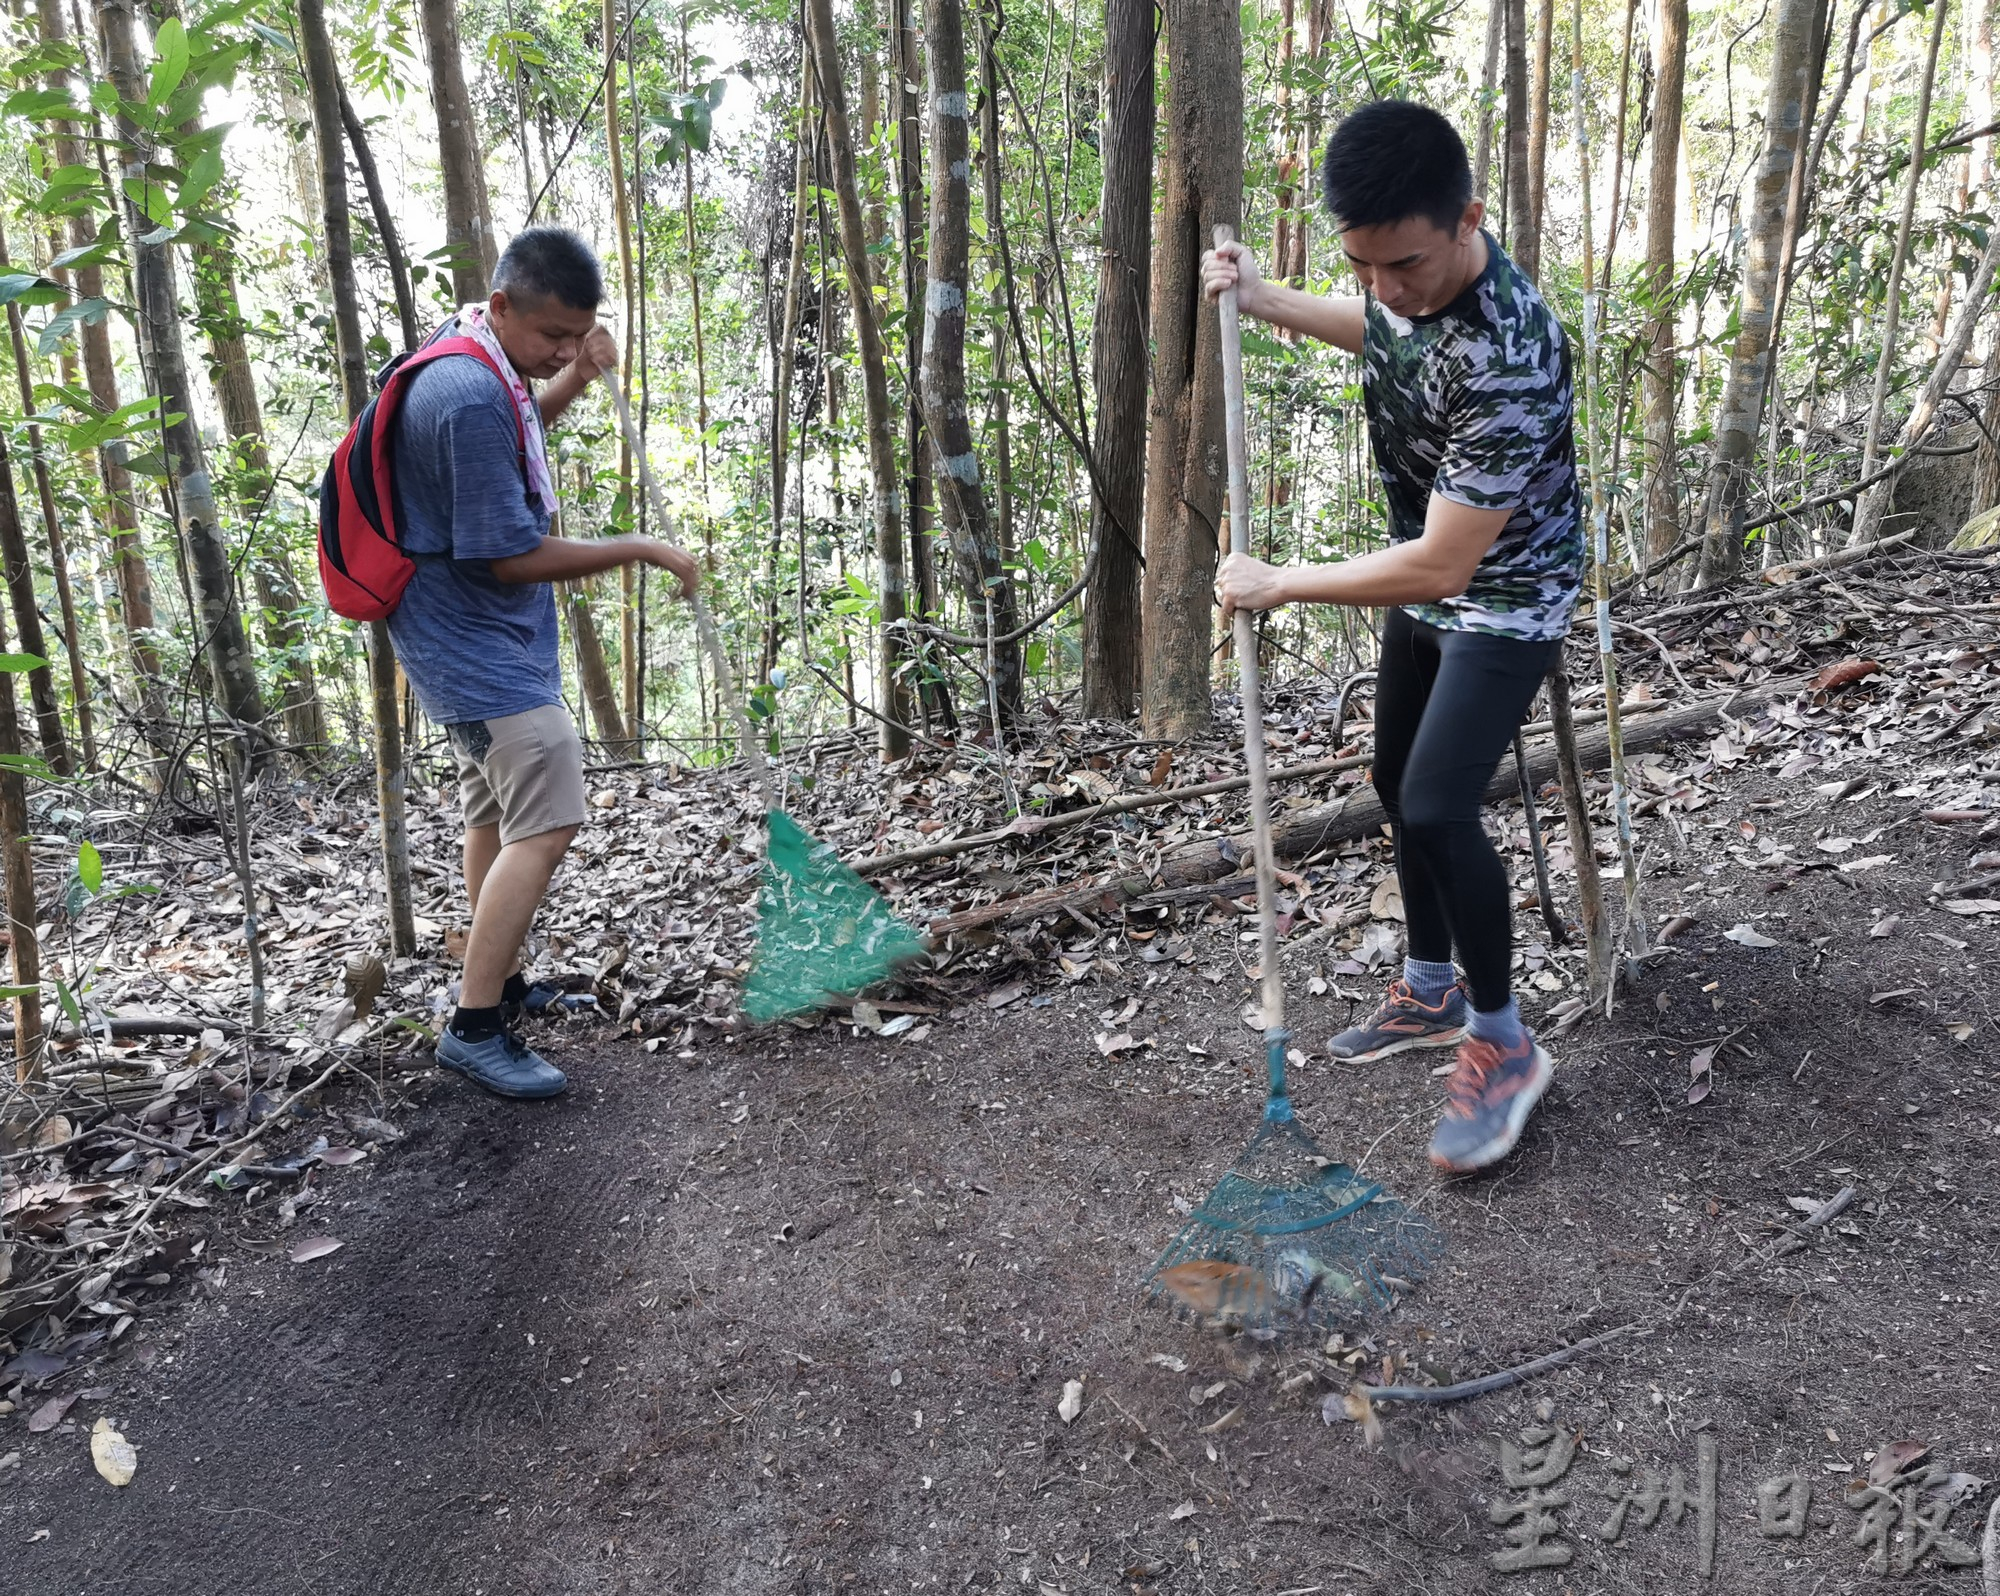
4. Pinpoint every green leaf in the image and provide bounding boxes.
[148,18,190,109]
[33,164,100,213]
[77,839,102,894]
[0,87,88,121]
[0,984,41,999]
[250,20,296,55]
[121,178,172,228]
[179,148,225,210]
[37,298,110,359]
[686,102,713,152]
[50,227,121,273]
[0,653,47,672]
[54,979,82,1026]
[0,273,64,309]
